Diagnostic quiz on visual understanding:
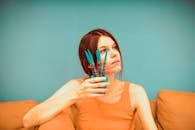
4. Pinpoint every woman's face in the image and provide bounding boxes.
[97,36,121,75]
